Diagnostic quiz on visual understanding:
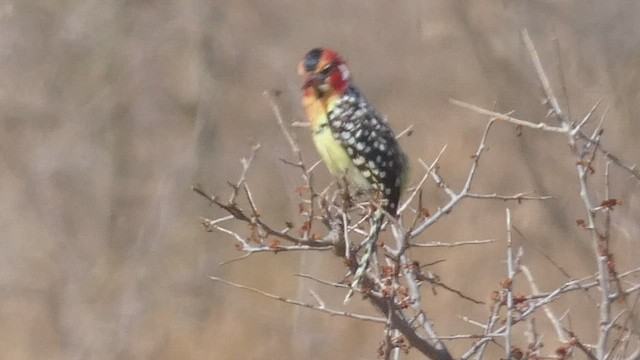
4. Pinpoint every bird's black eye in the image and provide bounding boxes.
[319,64,333,77]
